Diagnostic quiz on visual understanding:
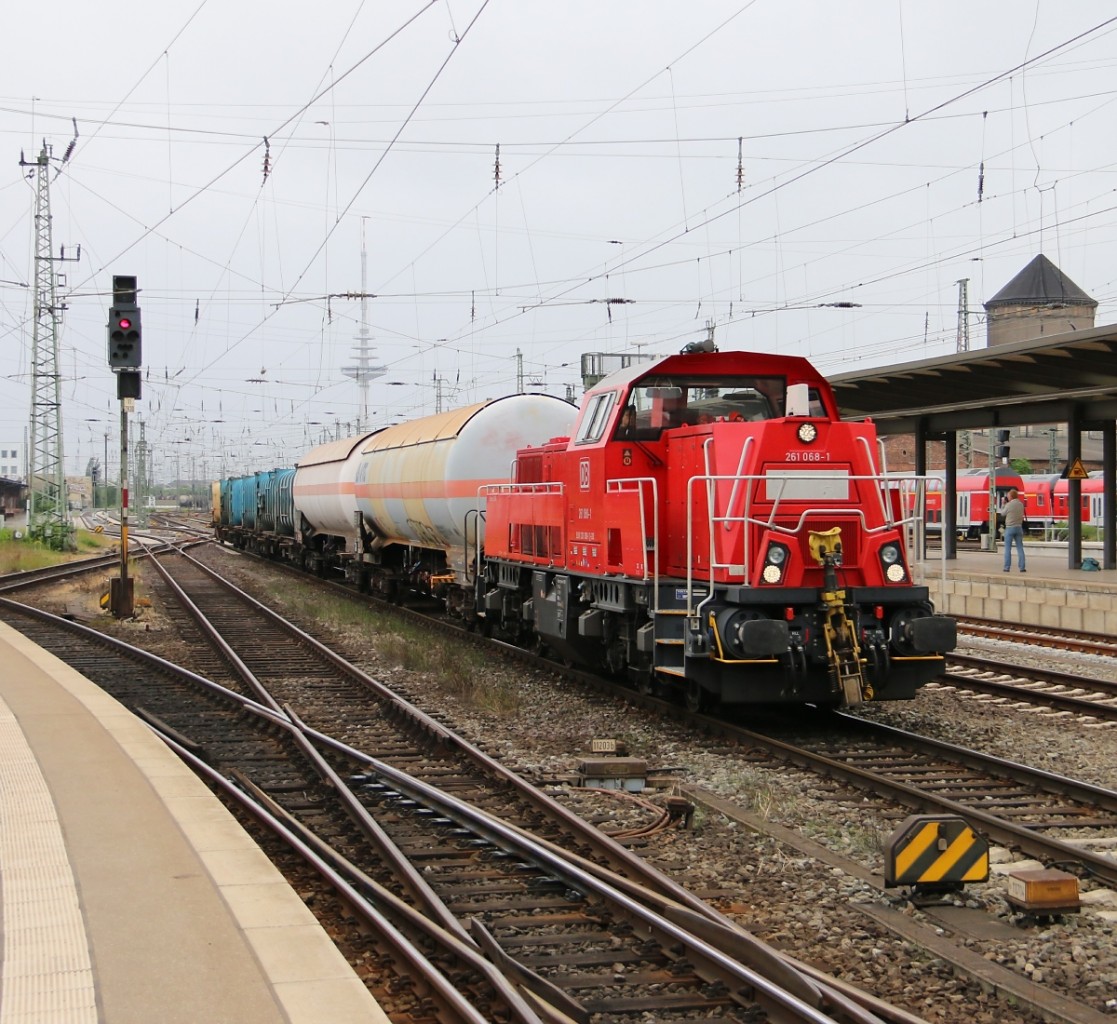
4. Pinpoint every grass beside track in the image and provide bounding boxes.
[0,528,117,574]
[257,581,518,715]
